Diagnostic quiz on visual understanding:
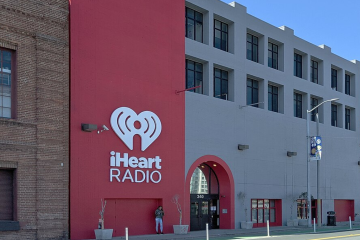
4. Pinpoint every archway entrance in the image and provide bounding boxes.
[190,164,219,231]
[185,155,235,231]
